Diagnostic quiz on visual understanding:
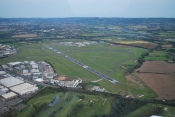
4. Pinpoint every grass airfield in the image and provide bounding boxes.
[5,42,156,99]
